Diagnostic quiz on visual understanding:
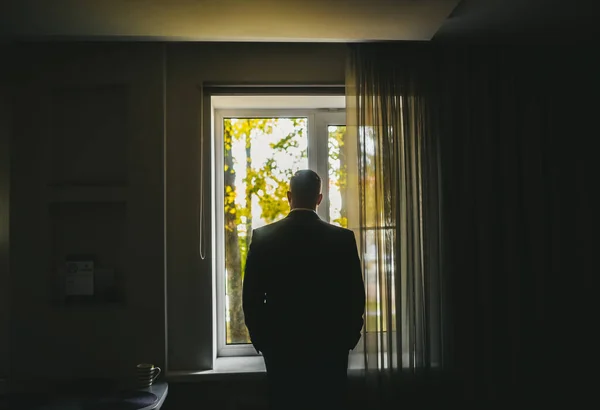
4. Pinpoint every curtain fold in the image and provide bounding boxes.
[345,42,594,405]
[345,44,446,394]
[435,45,592,403]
